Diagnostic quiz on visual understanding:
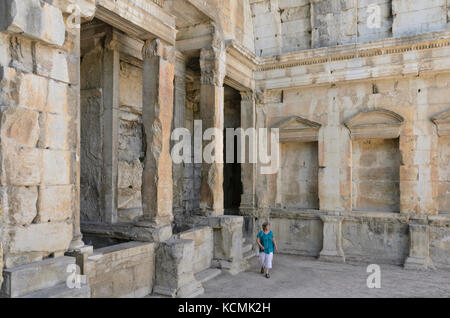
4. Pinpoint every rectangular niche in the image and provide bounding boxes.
[352,138,401,212]
[280,142,319,209]
[438,136,450,213]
